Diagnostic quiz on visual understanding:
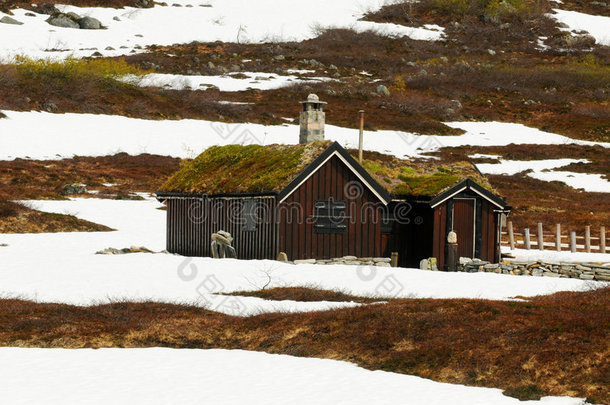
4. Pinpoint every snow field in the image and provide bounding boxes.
[475,158,610,193]
[0,347,587,405]
[1,111,608,161]
[0,1,444,61]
